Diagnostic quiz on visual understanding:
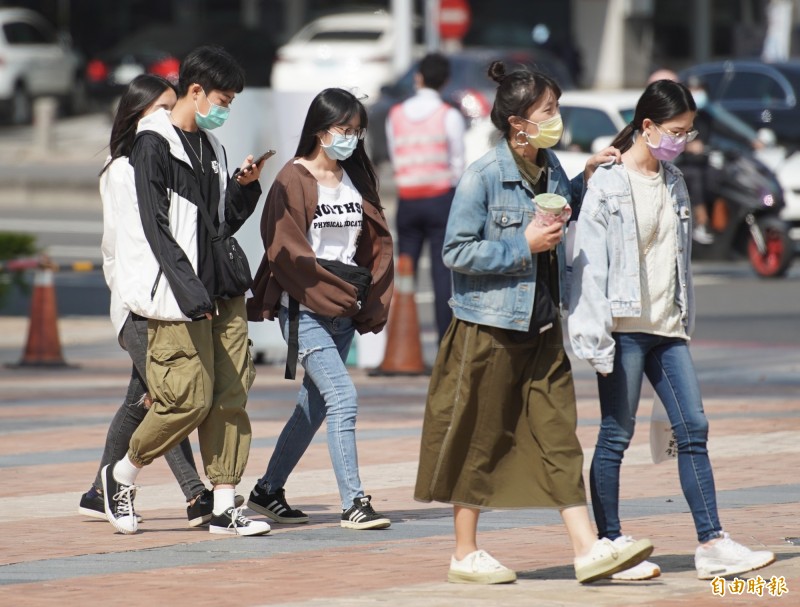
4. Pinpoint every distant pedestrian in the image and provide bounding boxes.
[100,46,269,537]
[386,52,465,341]
[569,79,776,580]
[679,75,766,245]
[415,61,653,585]
[85,74,224,528]
[246,88,394,530]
